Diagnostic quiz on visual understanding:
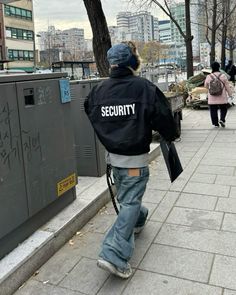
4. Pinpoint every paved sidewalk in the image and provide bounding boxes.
[14,106,236,295]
